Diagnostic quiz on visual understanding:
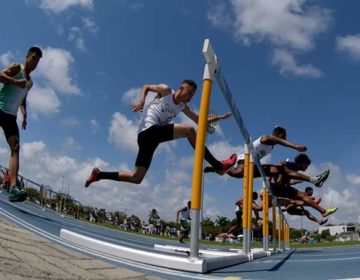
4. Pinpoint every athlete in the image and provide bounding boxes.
[85,80,236,187]
[205,126,329,188]
[176,201,191,243]
[270,154,337,218]
[0,46,42,202]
